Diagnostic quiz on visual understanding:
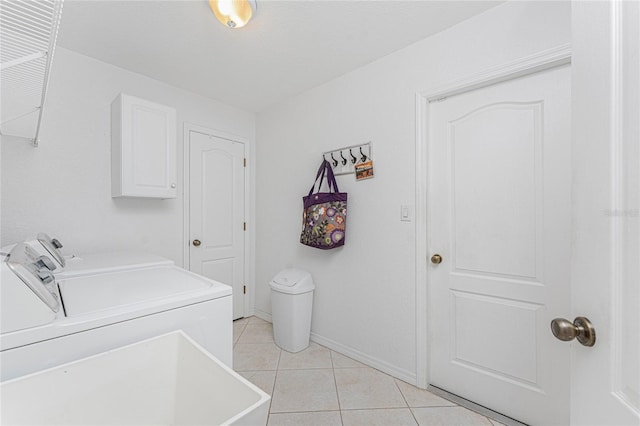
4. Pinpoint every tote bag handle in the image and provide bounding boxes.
[308,160,340,196]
